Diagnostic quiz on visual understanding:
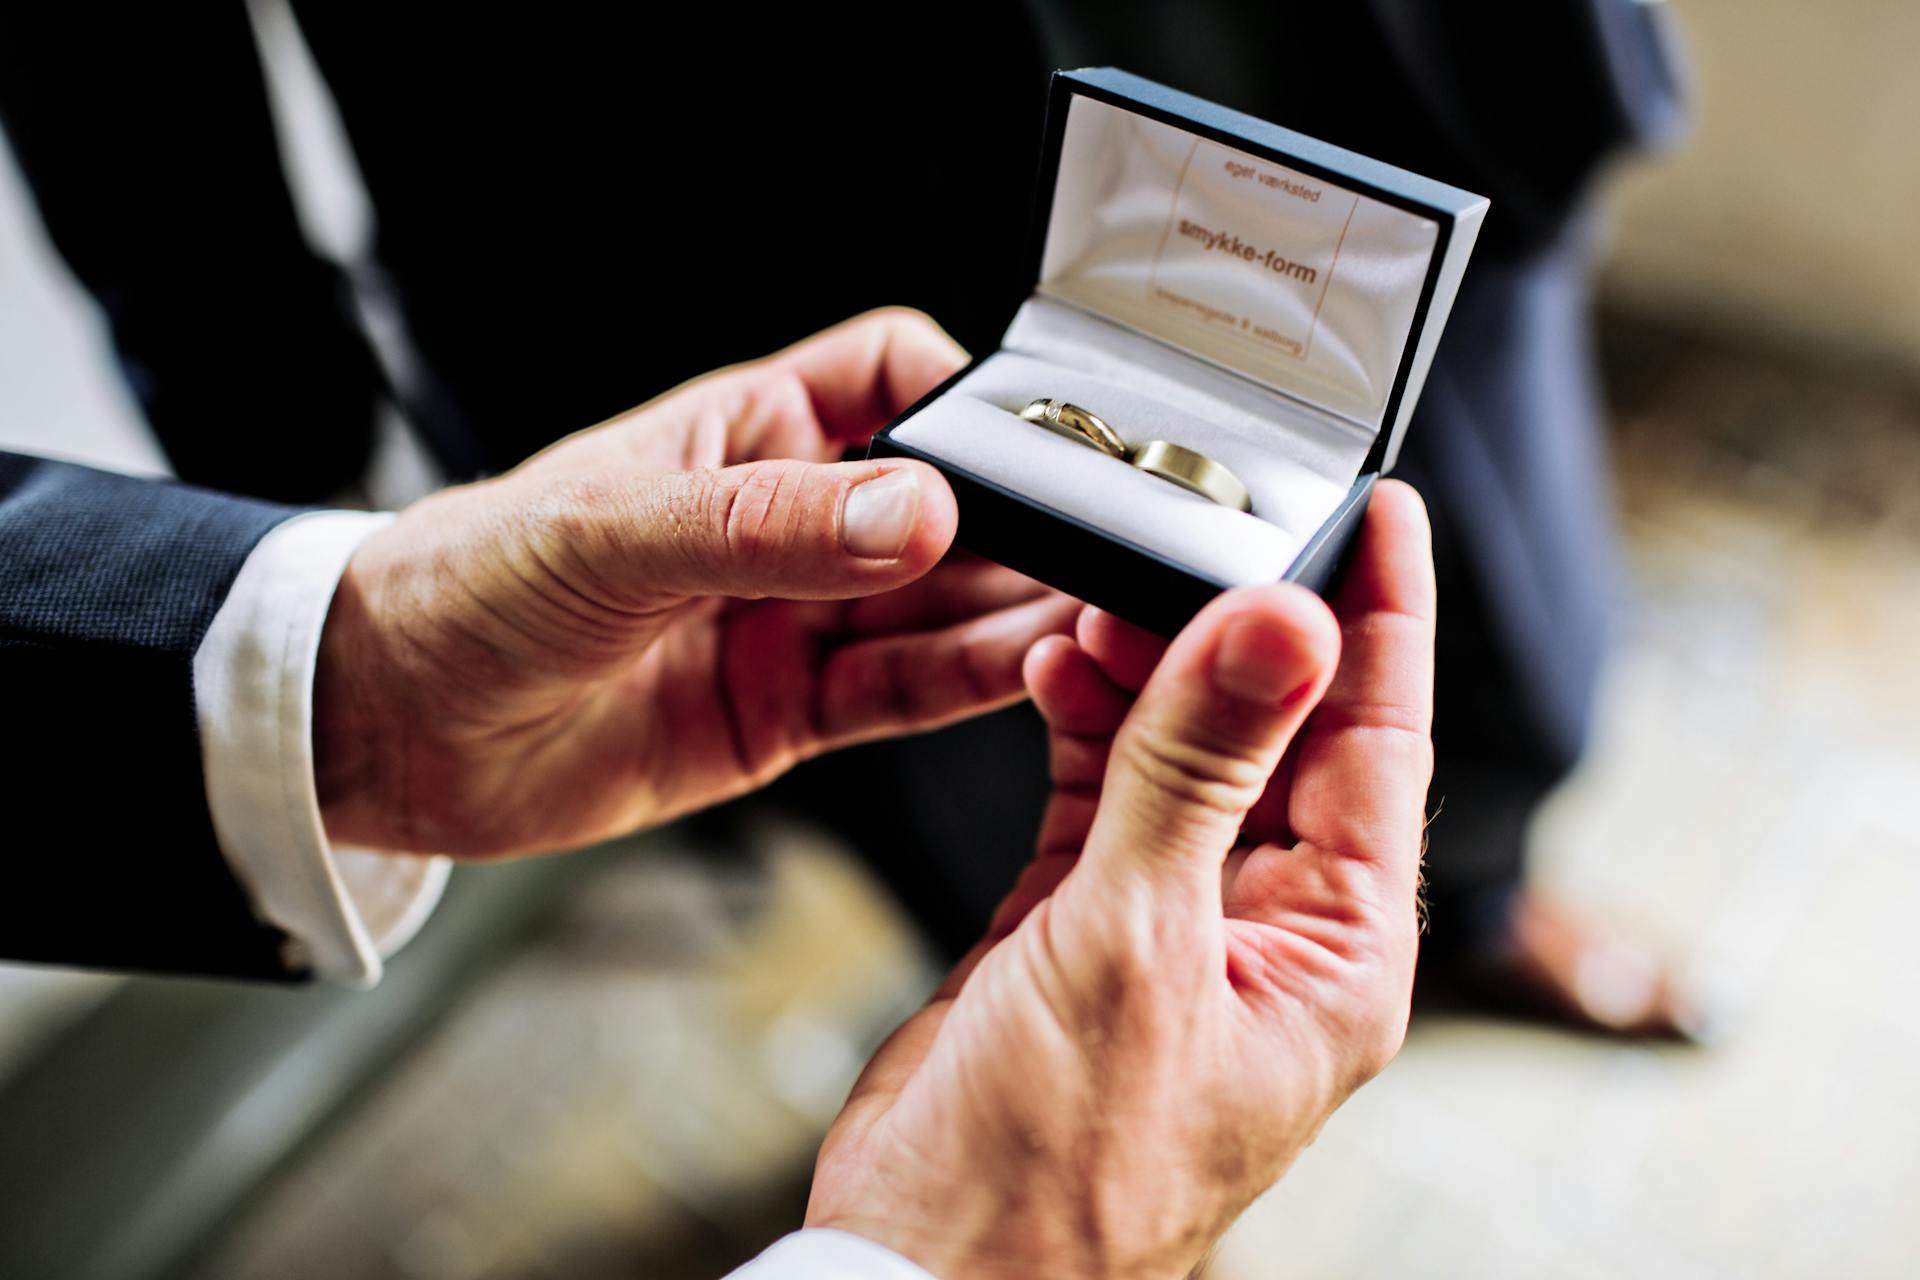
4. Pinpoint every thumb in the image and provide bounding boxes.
[1074,584,1341,919]
[573,457,959,606]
